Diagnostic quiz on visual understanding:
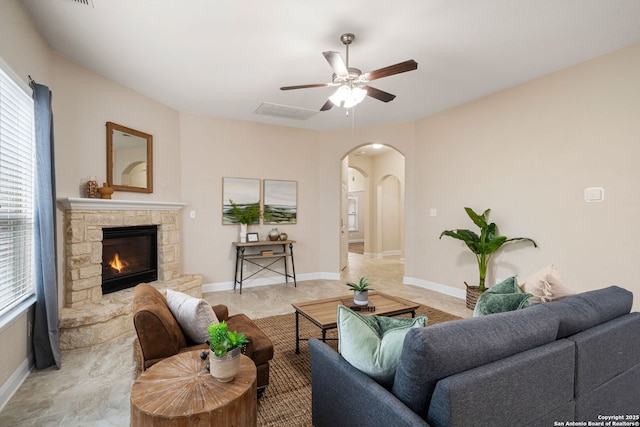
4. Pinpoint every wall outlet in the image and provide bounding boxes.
[189,210,196,219]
